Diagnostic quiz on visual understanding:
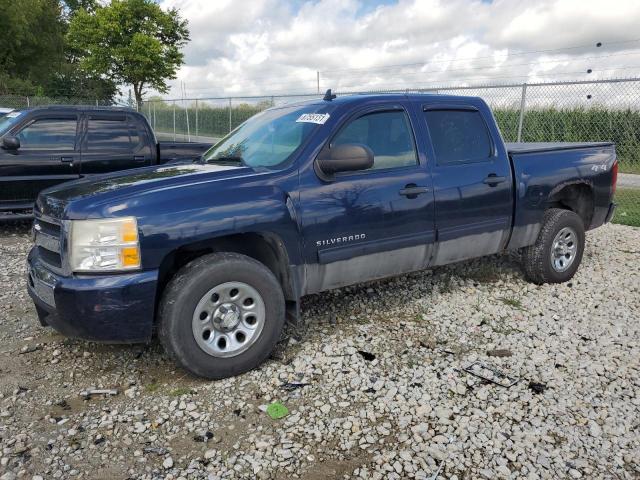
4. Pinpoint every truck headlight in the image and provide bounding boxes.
[69,217,141,272]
